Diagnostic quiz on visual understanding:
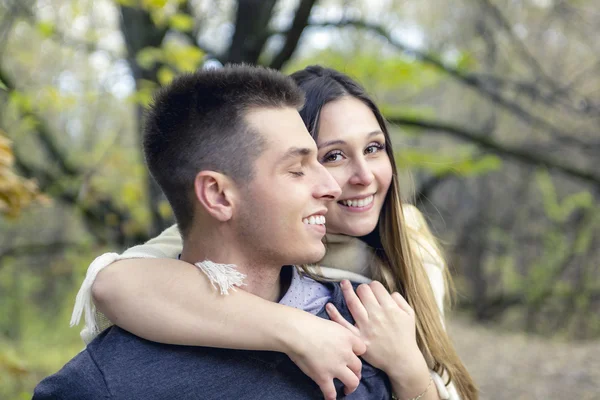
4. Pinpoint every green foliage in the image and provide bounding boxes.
[35,21,55,38]
[130,79,158,107]
[169,13,194,32]
[0,243,110,399]
[285,48,442,97]
[536,170,594,223]
[135,43,204,74]
[395,148,502,177]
